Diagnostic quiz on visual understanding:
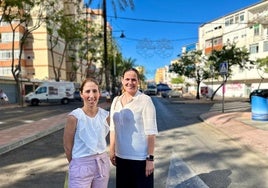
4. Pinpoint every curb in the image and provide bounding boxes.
[0,113,67,155]
[0,102,111,156]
